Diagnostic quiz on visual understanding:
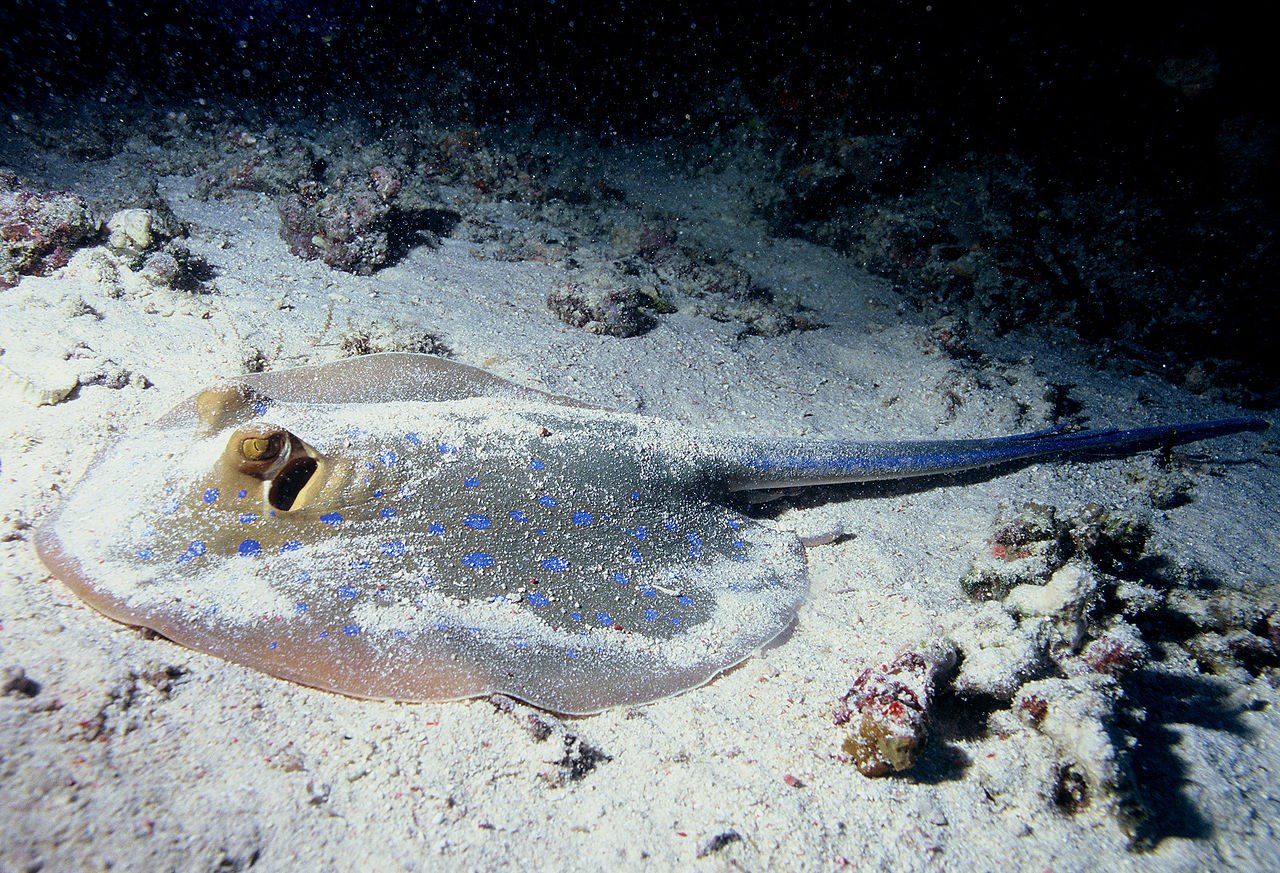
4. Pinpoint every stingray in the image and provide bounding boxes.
[34,353,1266,714]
